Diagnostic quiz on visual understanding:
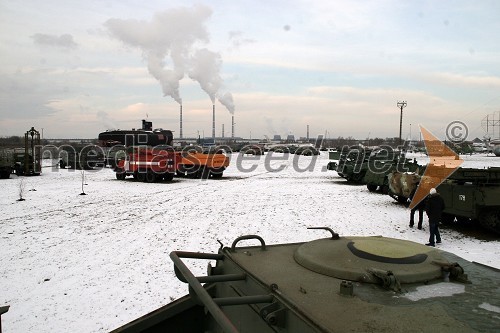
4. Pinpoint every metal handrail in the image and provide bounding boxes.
[170,251,240,333]
[170,251,274,333]
[0,305,10,333]
[230,235,266,252]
